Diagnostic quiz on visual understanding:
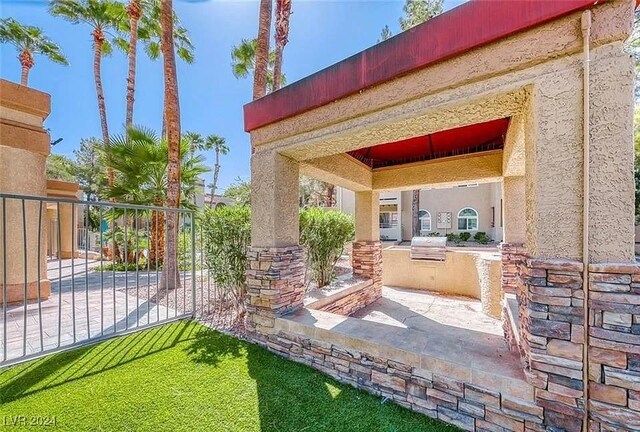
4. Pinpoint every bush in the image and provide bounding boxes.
[473,231,491,244]
[202,206,251,301]
[446,233,461,244]
[459,232,471,242]
[299,209,354,288]
[425,232,443,237]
